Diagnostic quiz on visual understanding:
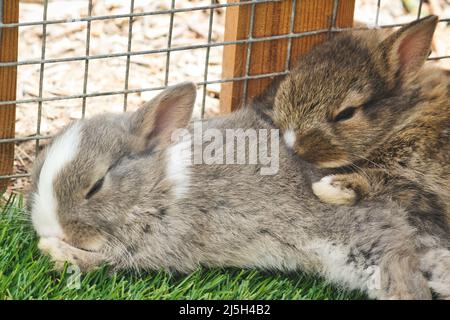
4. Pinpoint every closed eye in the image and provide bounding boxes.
[334,106,357,122]
[85,177,105,199]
